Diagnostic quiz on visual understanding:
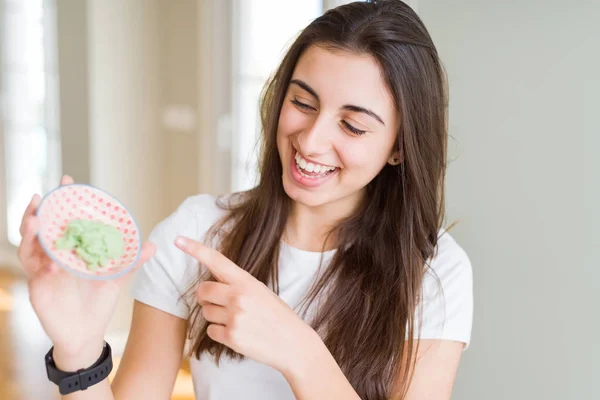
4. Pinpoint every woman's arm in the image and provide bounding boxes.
[403,340,463,400]
[283,337,463,400]
[173,238,465,400]
[56,301,187,400]
[280,329,361,400]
